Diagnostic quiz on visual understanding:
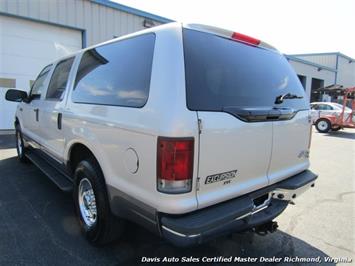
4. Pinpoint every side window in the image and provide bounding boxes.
[46,57,75,100]
[319,104,332,110]
[30,65,52,99]
[72,33,155,107]
[317,104,326,110]
[326,105,334,110]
